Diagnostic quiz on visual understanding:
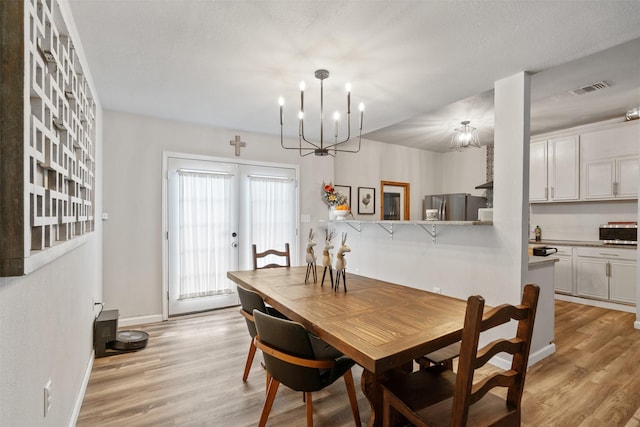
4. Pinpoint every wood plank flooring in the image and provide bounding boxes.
[78,300,640,426]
